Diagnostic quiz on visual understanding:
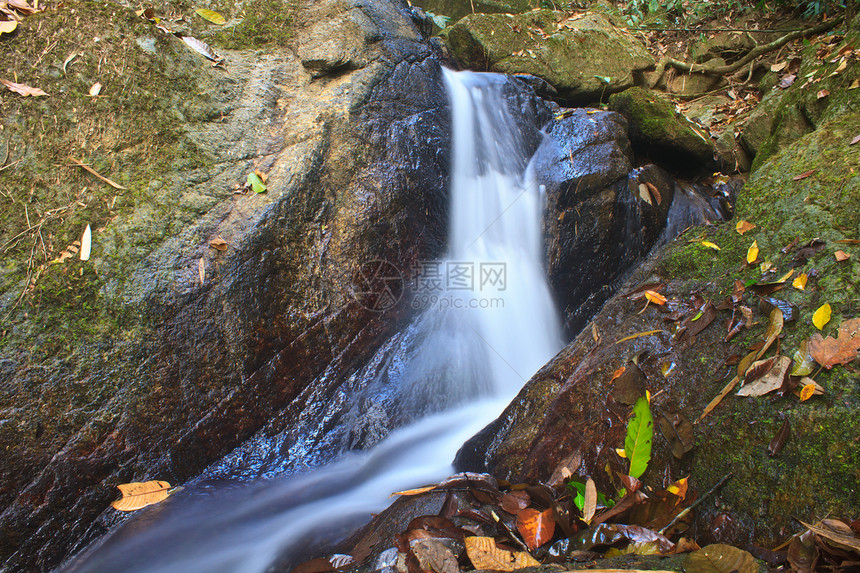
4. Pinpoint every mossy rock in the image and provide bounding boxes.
[608,87,716,173]
[441,10,654,104]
